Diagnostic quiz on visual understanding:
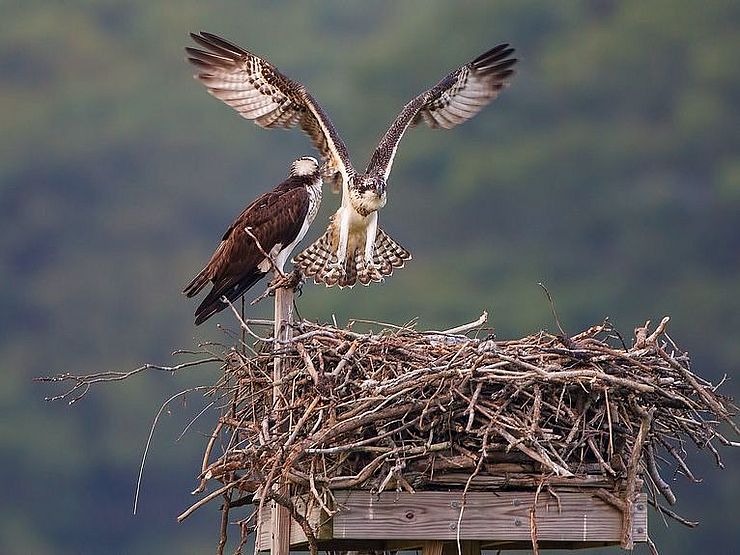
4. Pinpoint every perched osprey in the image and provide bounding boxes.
[183,157,322,325]
[187,32,517,287]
